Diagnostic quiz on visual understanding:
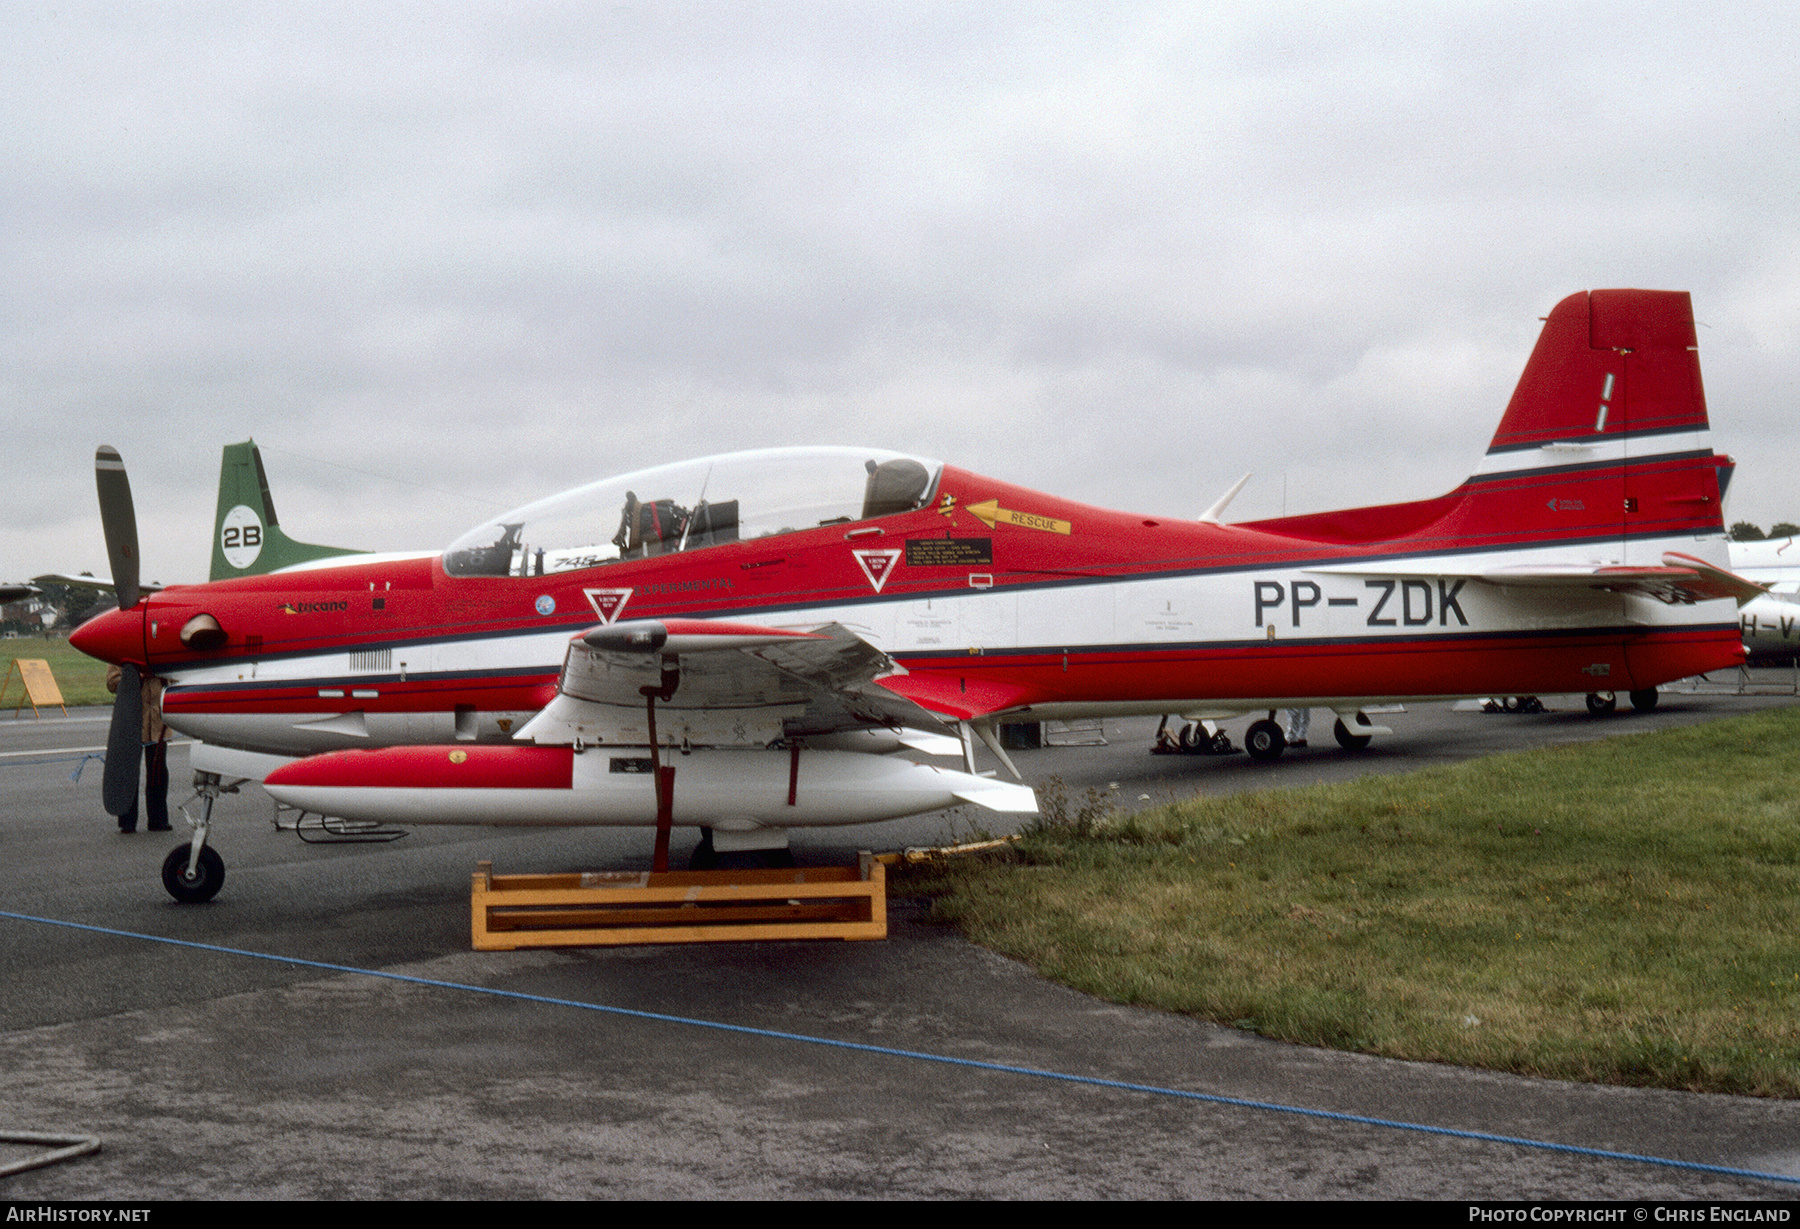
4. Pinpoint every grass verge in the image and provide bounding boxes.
[896,706,1800,1096]
[2,636,110,709]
